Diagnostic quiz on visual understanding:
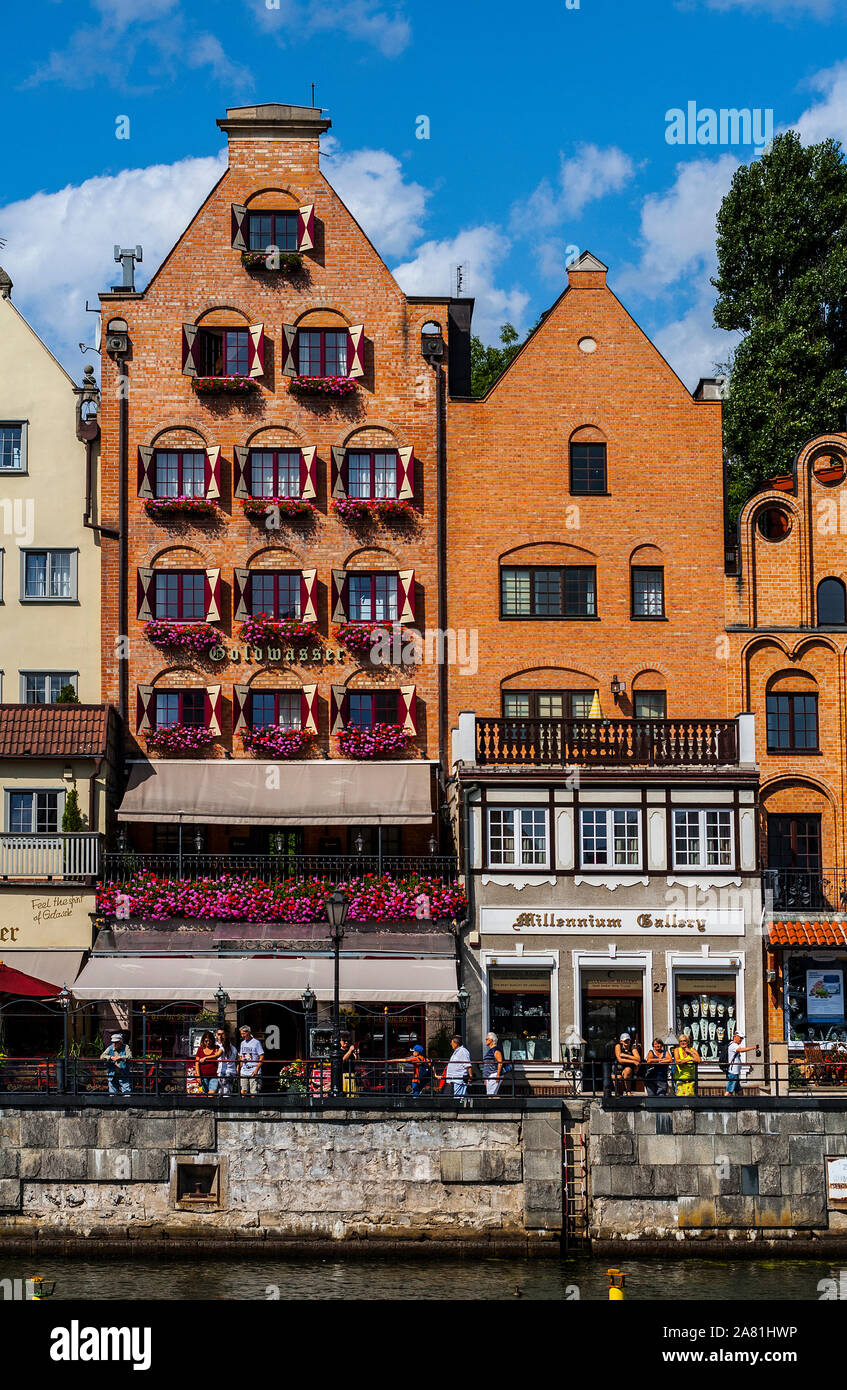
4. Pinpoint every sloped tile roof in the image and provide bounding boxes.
[0,704,110,759]
[768,920,847,948]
